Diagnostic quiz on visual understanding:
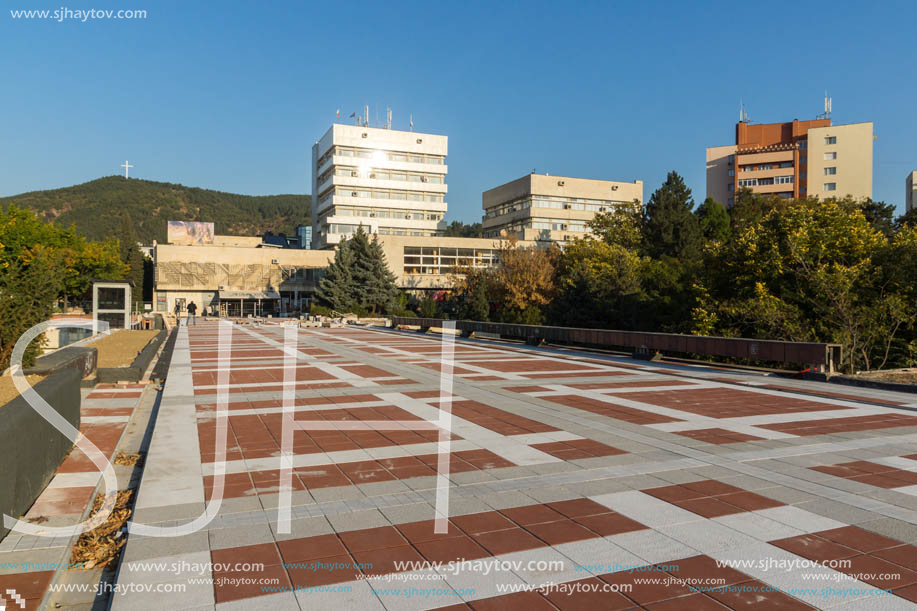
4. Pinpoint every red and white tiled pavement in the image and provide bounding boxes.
[0,383,147,610]
[109,322,917,610]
